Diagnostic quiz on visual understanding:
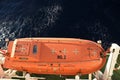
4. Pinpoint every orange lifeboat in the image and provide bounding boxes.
[3,38,106,75]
